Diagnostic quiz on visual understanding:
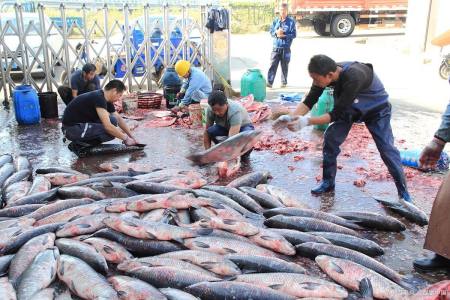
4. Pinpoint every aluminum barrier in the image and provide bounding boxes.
[0,3,220,102]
